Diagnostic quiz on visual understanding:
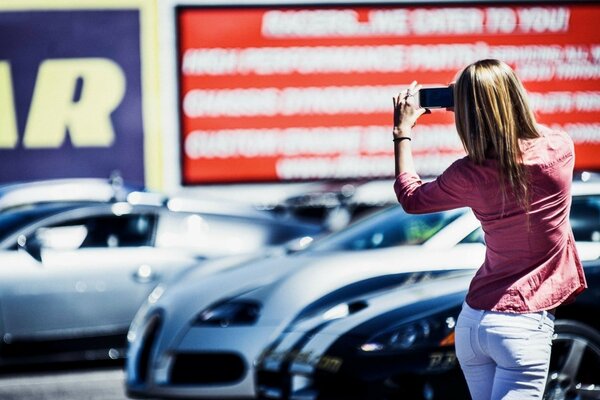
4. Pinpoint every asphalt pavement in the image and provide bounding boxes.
[0,365,128,400]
